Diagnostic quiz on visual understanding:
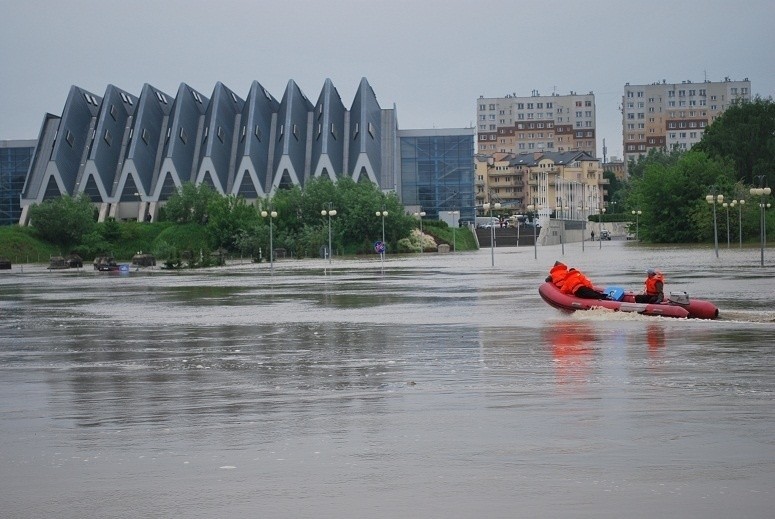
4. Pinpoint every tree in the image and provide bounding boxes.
[696,96,775,186]
[163,182,218,224]
[628,150,735,243]
[28,194,96,251]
